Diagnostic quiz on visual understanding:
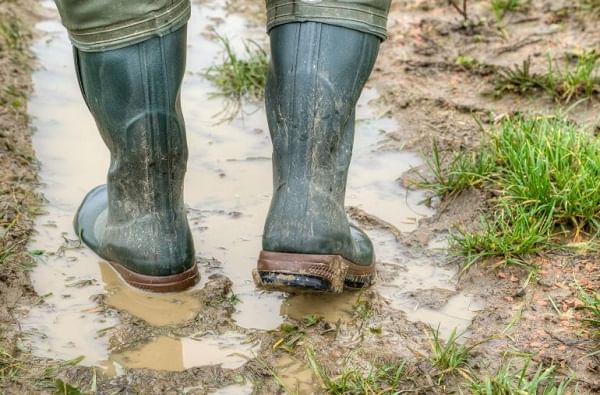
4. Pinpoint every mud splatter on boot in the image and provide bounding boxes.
[73,27,197,292]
